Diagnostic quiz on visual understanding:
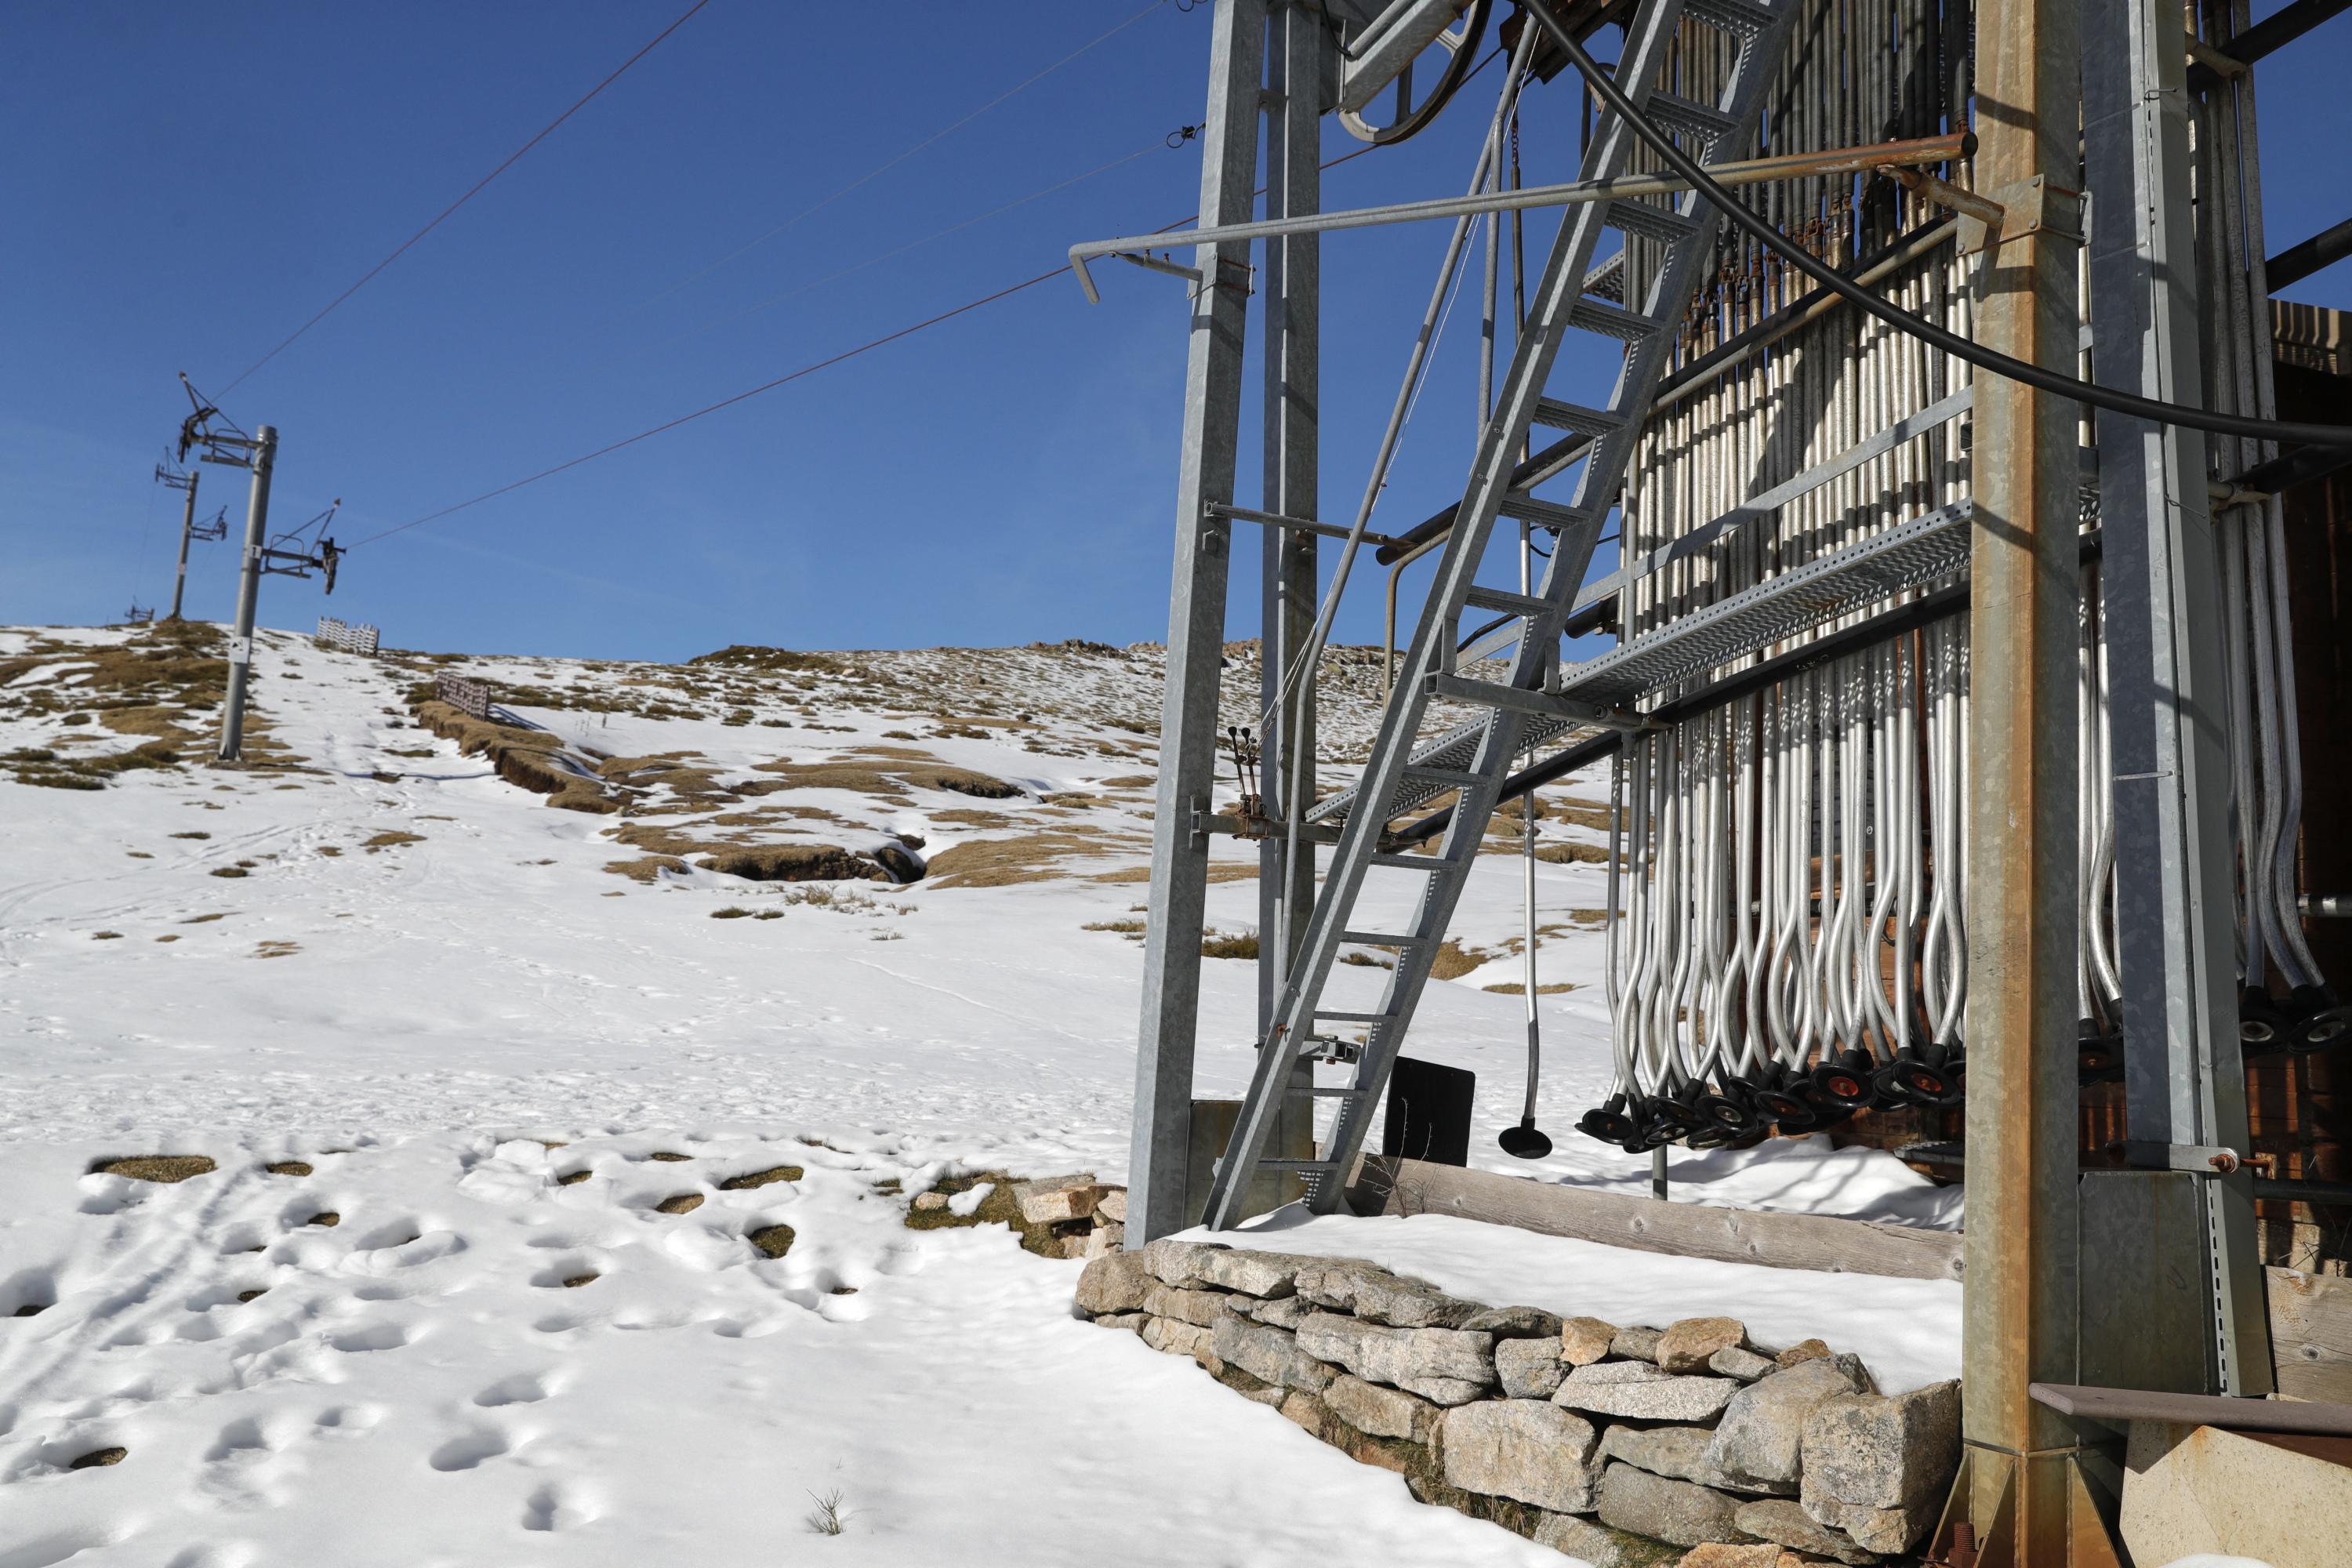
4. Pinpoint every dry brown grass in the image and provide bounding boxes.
[362,831,423,851]
[411,699,614,815]
[602,855,688,883]
[1429,939,1490,981]
[747,1224,796,1258]
[654,1193,705,1214]
[1534,843,1613,866]
[1481,982,1580,995]
[718,1165,804,1190]
[264,1161,313,1177]
[91,1155,217,1182]
[1098,775,1154,789]
[252,941,300,959]
[924,830,1142,889]
[1201,931,1259,960]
